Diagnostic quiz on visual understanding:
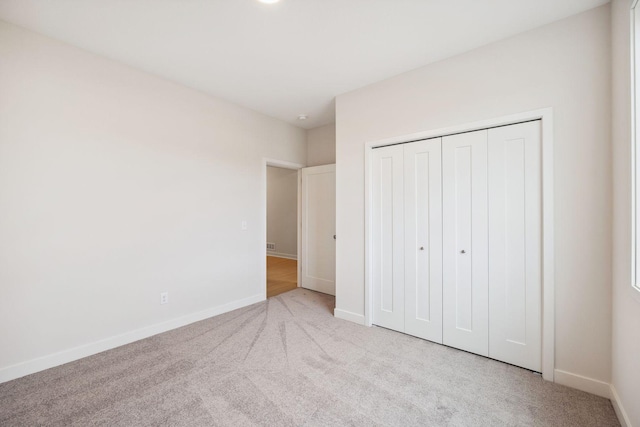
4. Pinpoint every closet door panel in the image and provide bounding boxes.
[488,121,542,372]
[372,145,405,331]
[442,130,489,356]
[404,138,443,343]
